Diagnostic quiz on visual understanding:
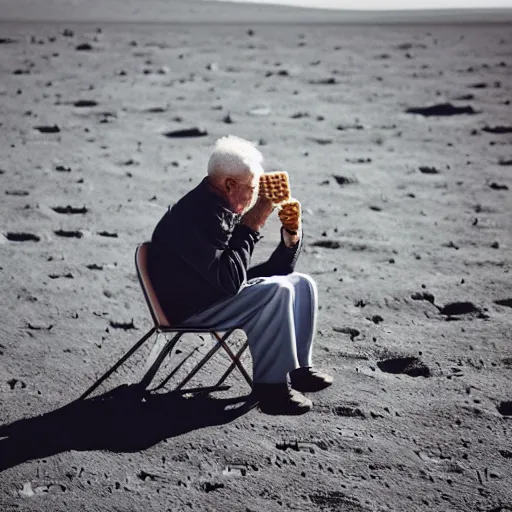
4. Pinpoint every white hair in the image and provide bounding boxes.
[207,135,264,179]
